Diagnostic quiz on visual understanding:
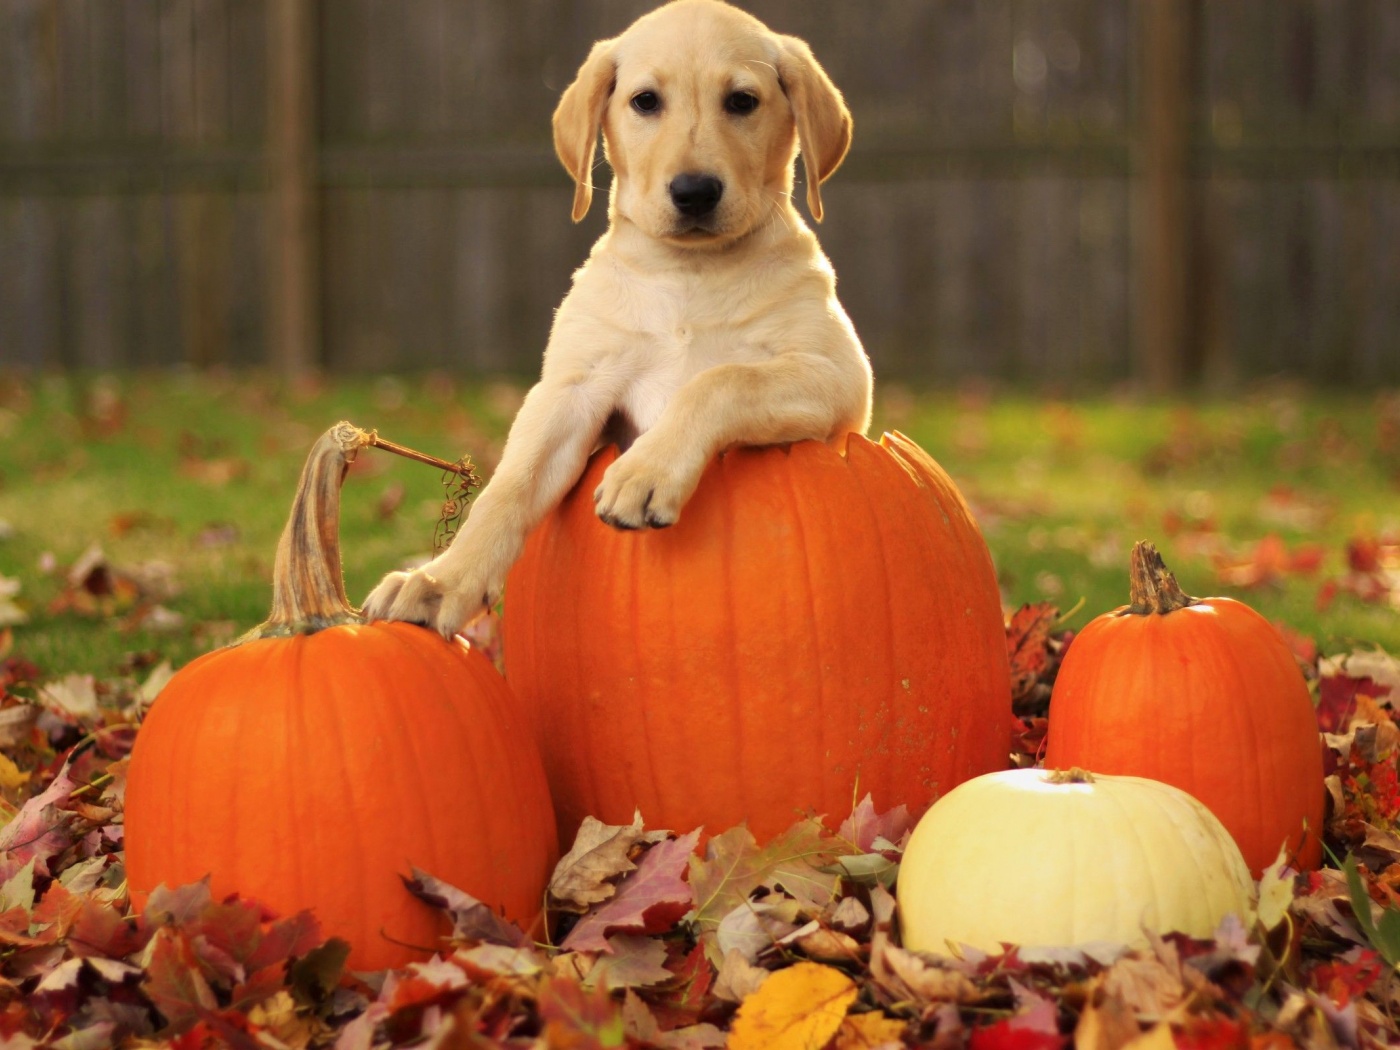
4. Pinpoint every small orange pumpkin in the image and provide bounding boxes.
[1044,540,1324,874]
[125,423,557,970]
[504,433,1012,845]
